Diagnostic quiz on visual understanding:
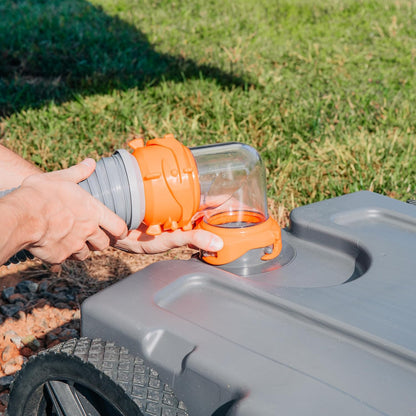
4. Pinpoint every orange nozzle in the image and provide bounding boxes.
[196,211,282,265]
[129,134,200,234]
